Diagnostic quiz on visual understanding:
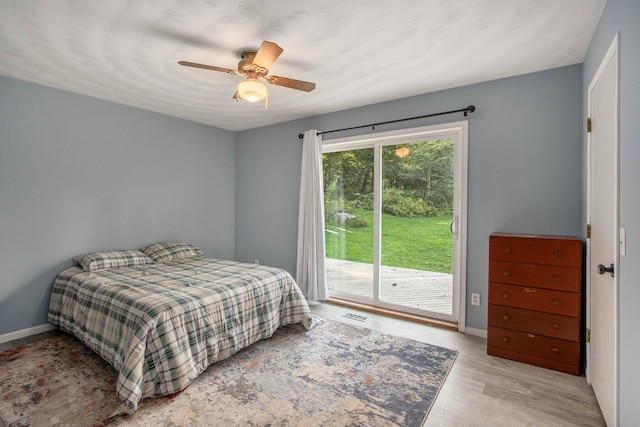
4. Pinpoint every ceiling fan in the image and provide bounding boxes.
[178,40,316,107]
